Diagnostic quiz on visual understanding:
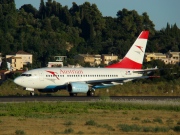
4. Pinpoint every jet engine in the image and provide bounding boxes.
[67,82,89,93]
